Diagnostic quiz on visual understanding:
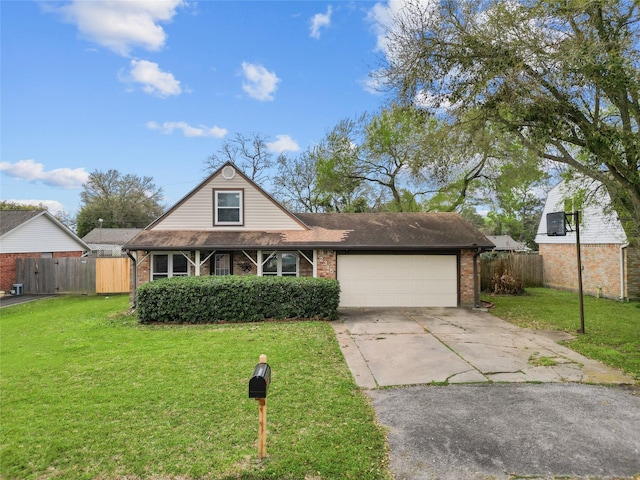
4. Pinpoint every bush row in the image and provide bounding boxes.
[136,275,340,323]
